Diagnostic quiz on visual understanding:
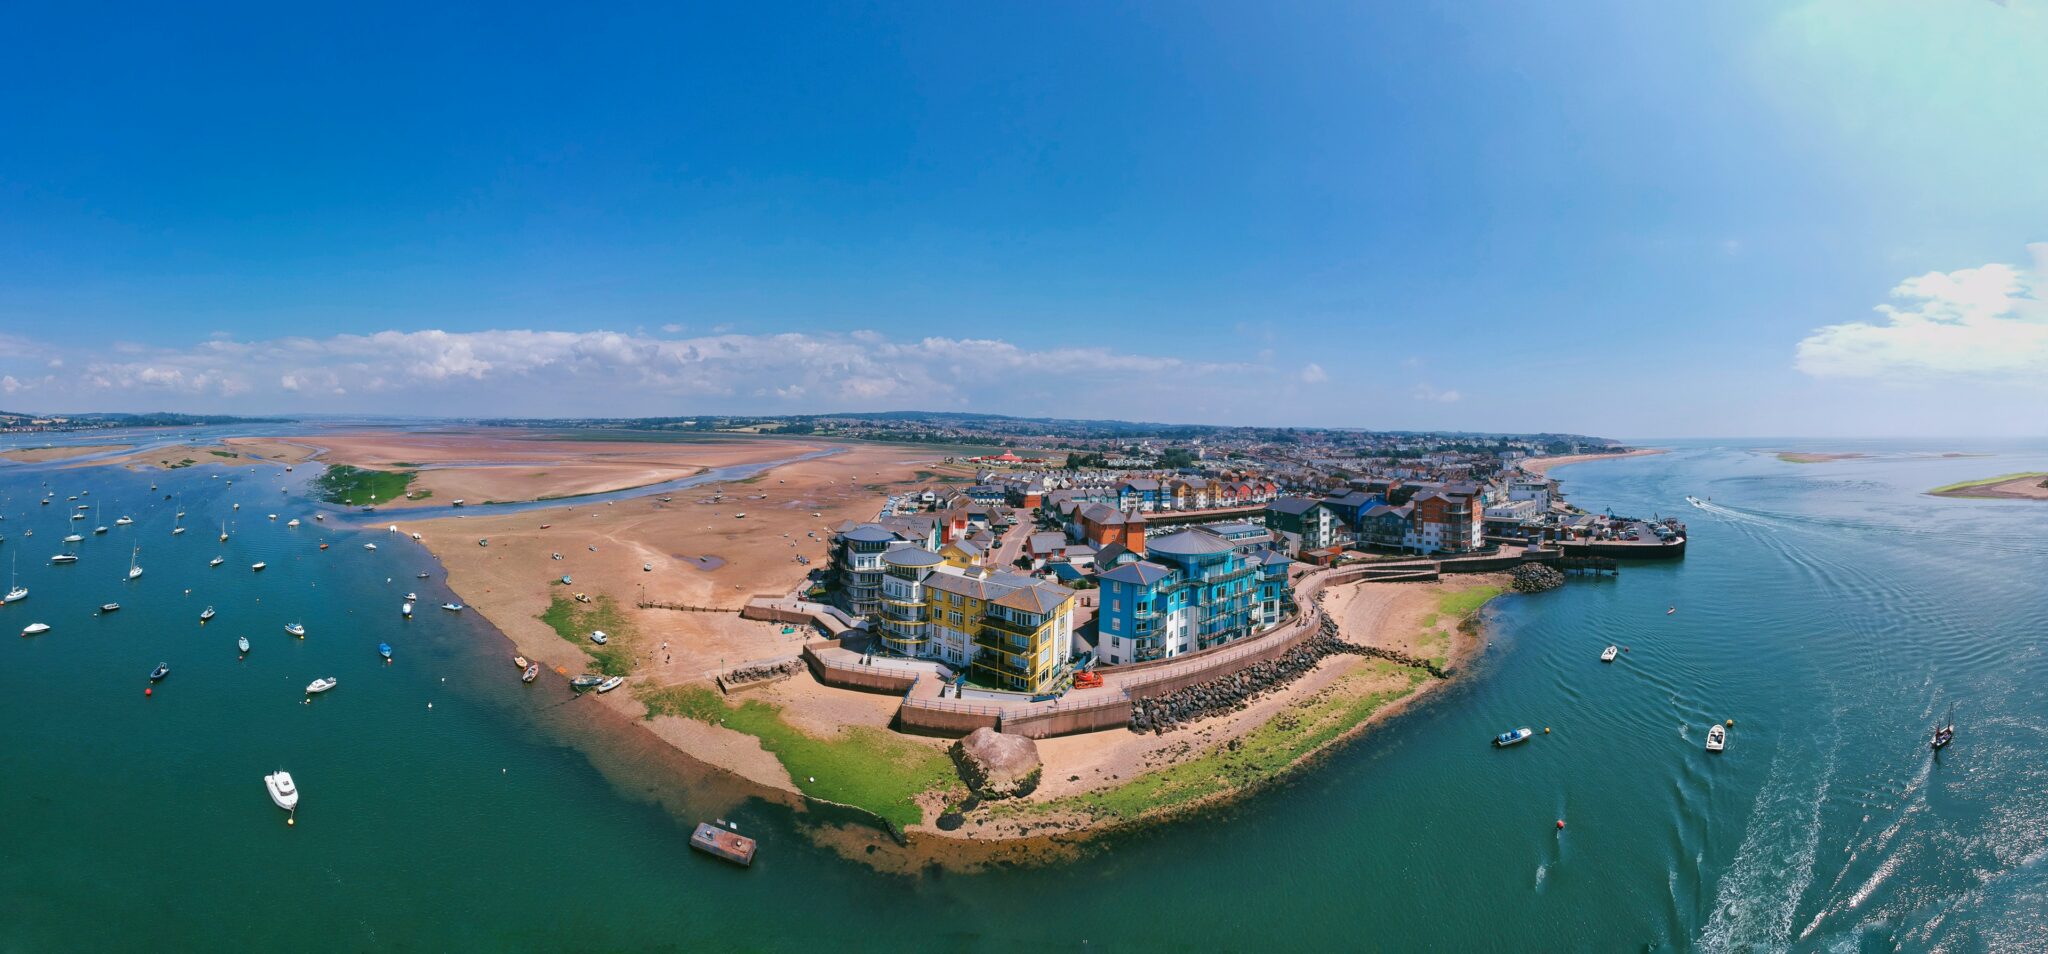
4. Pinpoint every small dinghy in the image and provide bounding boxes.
[286,519,300,527]
[285,622,305,638]
[21,622,52,637]
[101,603,120,613]
[597,676,624,693]
[1493,727,1534,748]
[514,655,529,669]
[522,662,540,683]
[1705,724,1727,752]
[251,562,267,571]
[377,642,392,661]
[570,674,605,690]
[199,606,216,622]
[401,602,414,617]
[210,556,225,567]
[441,602,463,612]
[238,636,250,654]
[305,677,337,695]
[1600,645,1619,662]
[264,771,299,811]
[149,662,169,681]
